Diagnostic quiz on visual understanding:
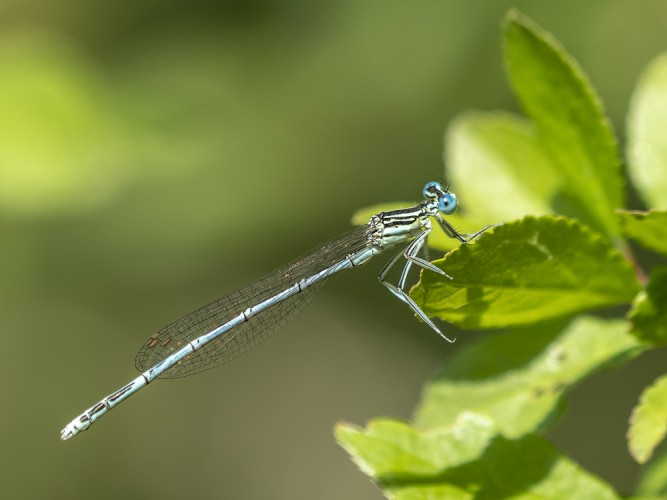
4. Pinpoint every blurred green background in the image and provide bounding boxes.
[2,1,666,498]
